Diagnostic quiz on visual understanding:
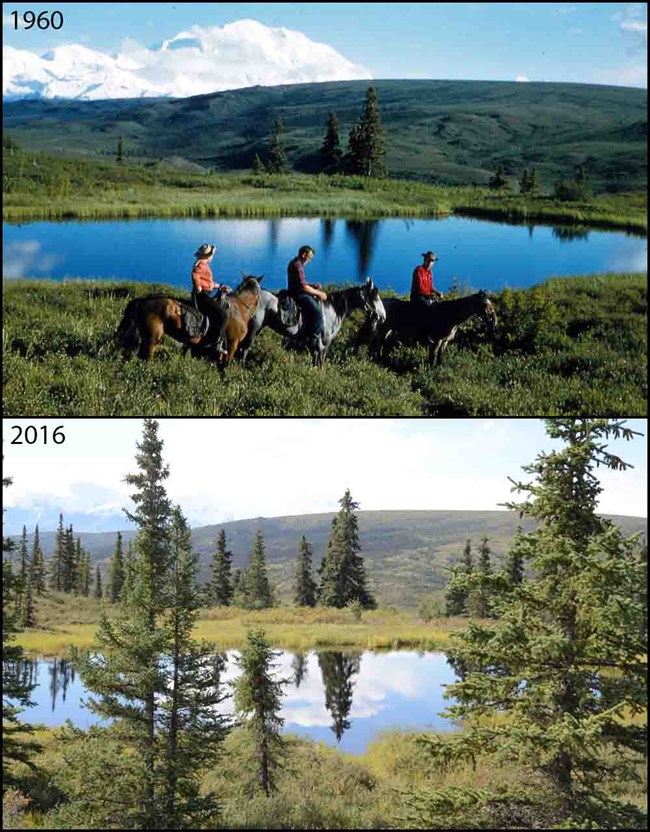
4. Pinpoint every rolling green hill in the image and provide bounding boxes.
[17,510,647,609]
[3,79,647,192]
